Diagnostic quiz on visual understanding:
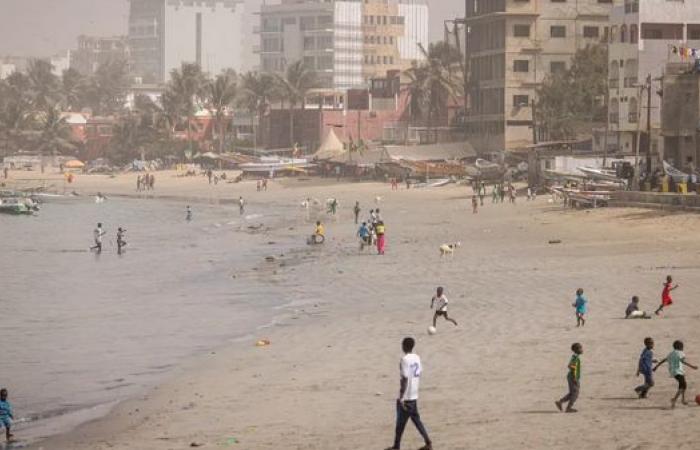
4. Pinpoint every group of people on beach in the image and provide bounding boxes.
[136,173,155,191]
[355,205,386,255]
[556,275,696,413]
